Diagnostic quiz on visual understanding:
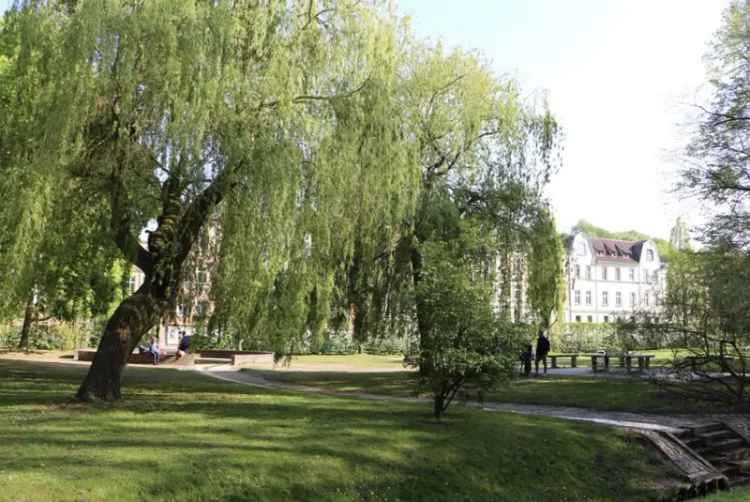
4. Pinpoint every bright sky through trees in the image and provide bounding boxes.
[397,0,728,238]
